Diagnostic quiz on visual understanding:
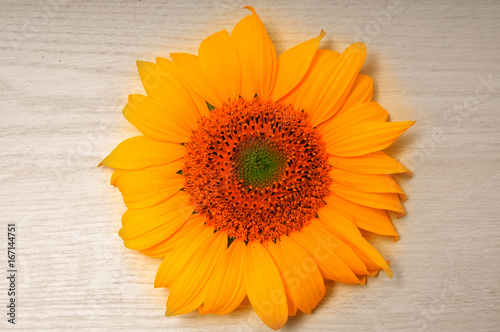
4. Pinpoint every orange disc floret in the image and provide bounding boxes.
[183,98,331,243]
